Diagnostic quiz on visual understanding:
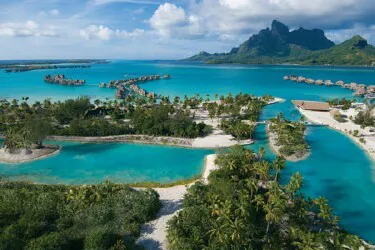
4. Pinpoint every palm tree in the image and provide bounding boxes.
[286,172,303,196]
[246,178,258,200]
[208,221,228,244]
[252,194,264,211]
[258,147,266,160]
[272,156,286,181]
